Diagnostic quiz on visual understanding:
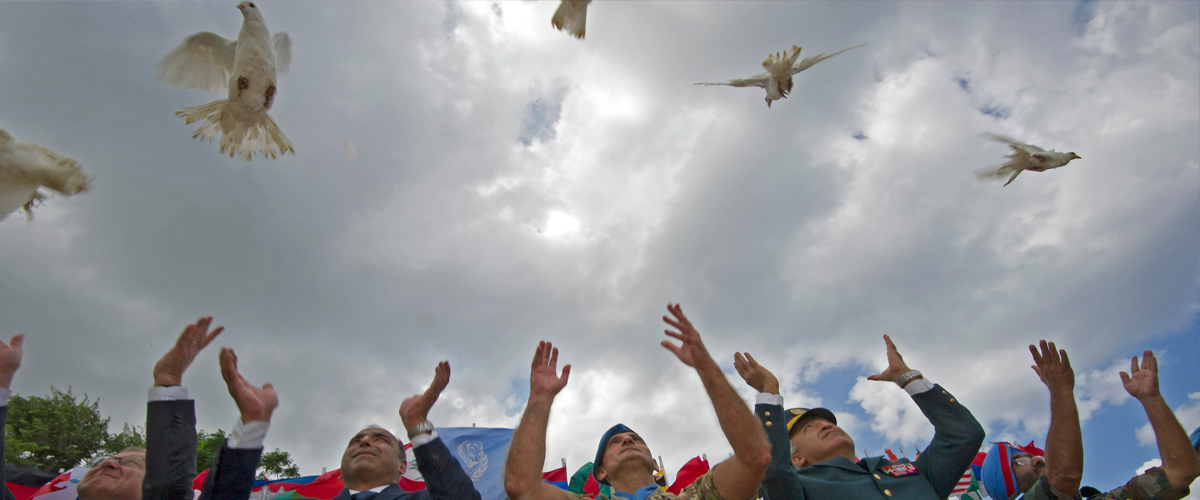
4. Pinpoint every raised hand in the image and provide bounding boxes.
[400,361,451,430]
[153,316,223,387]
[1029,340,1074,393]
[0,334,25,389]
[528,341,570,400]
[866,335,914,384]
[661,303,717,371]
[219,347,278,423]
[733,352,779,395]
[1120,350,1159,400]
